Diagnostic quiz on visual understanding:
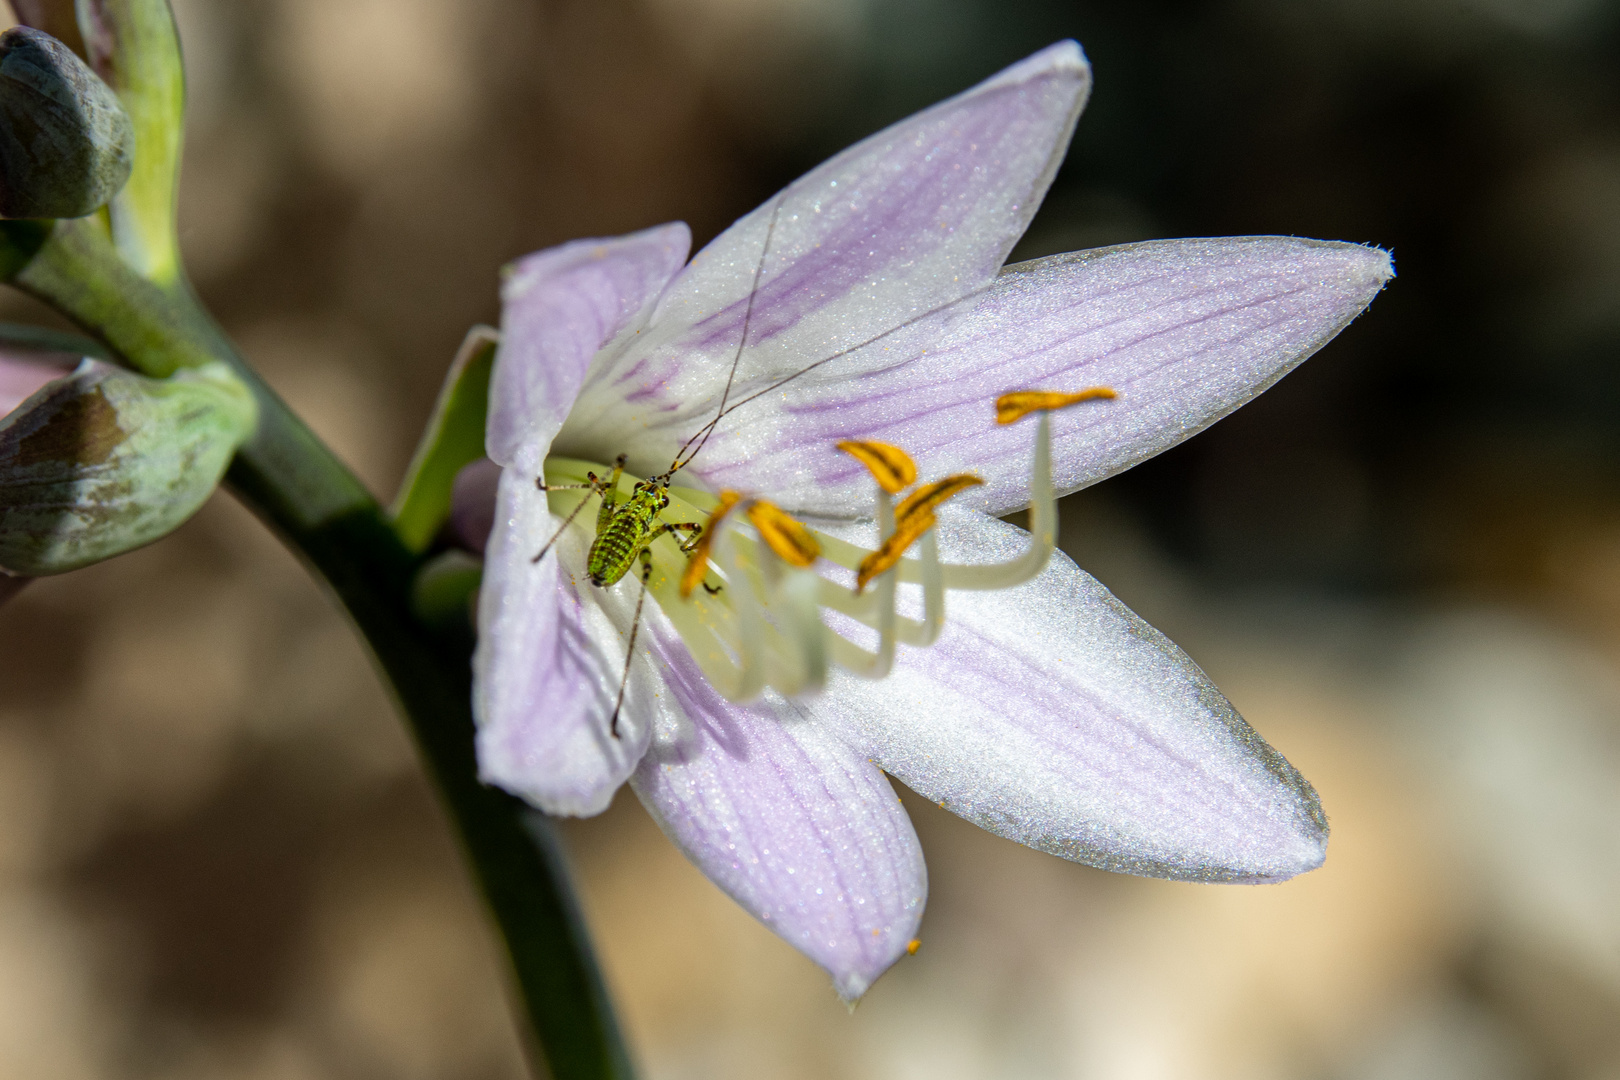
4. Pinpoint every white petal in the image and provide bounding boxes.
[632,632,926,999]
[812,508,1328,882]
[472,467,651,815]
[692,237,1394,517]
[489,223,690,467]
[554,41,1092,475]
